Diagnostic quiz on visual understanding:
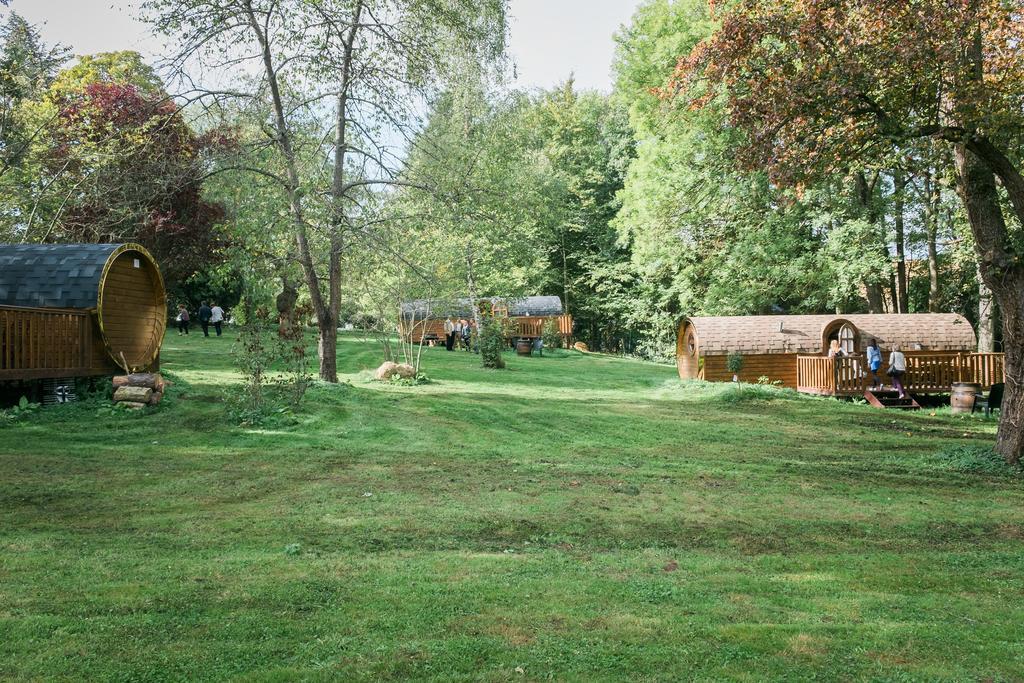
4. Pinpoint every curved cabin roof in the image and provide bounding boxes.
[0,243,166,371]
[0,243,126,309]
[686,313,976,355]
[401,295,564,319]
